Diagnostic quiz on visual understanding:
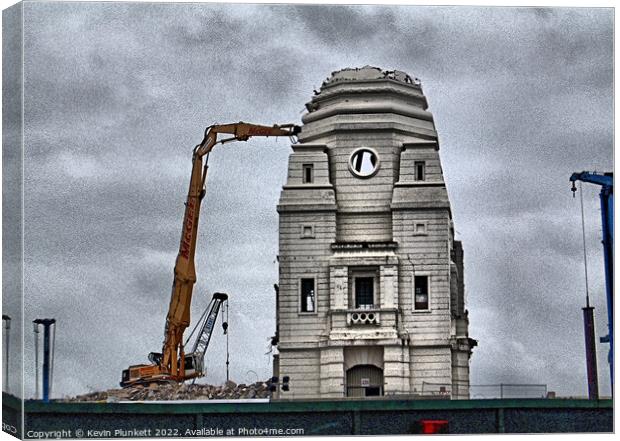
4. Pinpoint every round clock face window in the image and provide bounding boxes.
[349,148,380,178]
